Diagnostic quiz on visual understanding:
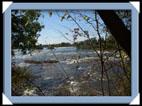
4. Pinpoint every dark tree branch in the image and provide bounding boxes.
[97,10,131,58]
